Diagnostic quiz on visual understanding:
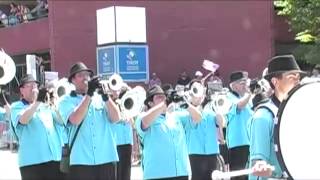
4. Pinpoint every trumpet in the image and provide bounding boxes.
[118,86,146,119]
[99,73,128,94]
[53,78,75,97]
[181,82,206,105]
[107,73,126,91]
[208,88,232,115]
[188,81,205,98]
[249,78,271,95]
